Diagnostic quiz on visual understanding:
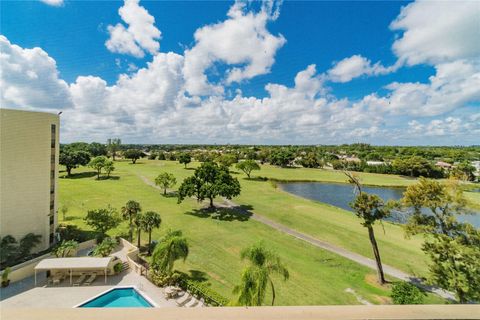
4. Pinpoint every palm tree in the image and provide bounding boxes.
[151,230,188,274]
[54,240,79,257]
[134,212,144,248]
[18,233,42,256]
[233,242,289,306]
[142,211,162,255]
[121,200,141,242]
[0,236,17,266]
